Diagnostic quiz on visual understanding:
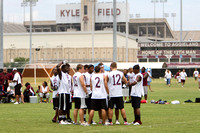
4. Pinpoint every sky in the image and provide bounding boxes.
[3,0,200,31]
